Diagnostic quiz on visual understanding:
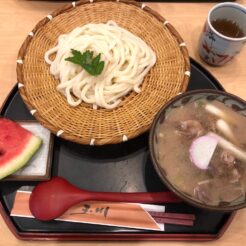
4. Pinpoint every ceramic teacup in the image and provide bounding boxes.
[198,2,246,66]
